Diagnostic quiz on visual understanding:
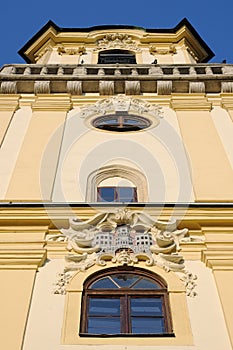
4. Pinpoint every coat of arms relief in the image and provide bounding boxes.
[48,209,201,296]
